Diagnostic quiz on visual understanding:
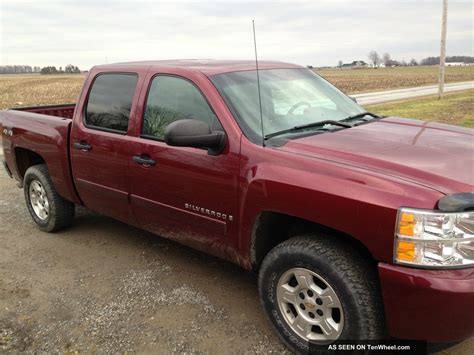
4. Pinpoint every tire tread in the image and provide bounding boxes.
[258,234,386,352]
